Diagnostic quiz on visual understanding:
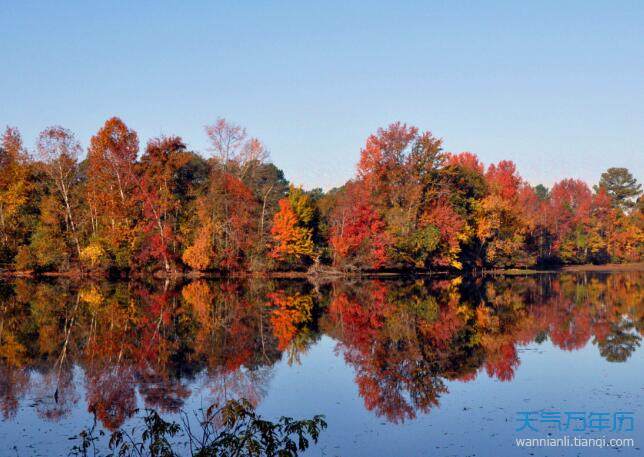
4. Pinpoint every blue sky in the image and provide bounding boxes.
[1,0,642,190]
